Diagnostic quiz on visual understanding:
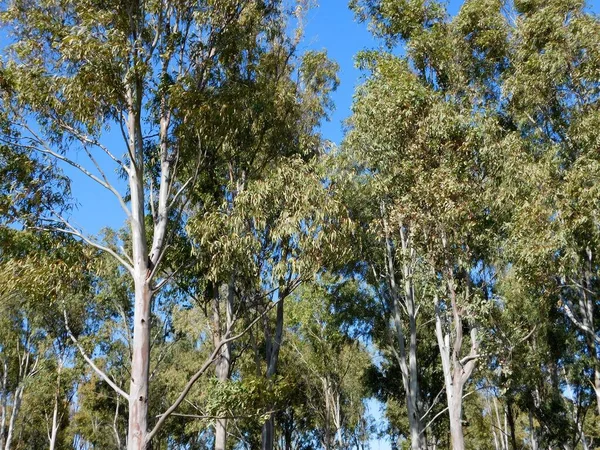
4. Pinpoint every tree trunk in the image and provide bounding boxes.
[447,386,464,450]
[213,279,234,450]
[261,297,284,450]
[113,396,122,449]
[382,214,426,450]
[323,377,331,450]
[433,252,479,450]
[0,359,7,450]
[505,398,518,450]
[334,392,343,448]
[4,385,23,450]
[127,279,151,450]
[529,410,538,450]
[126,78,155,449]
[261,416,275,450]
[127,162,151,449]
[48,360,63,450]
